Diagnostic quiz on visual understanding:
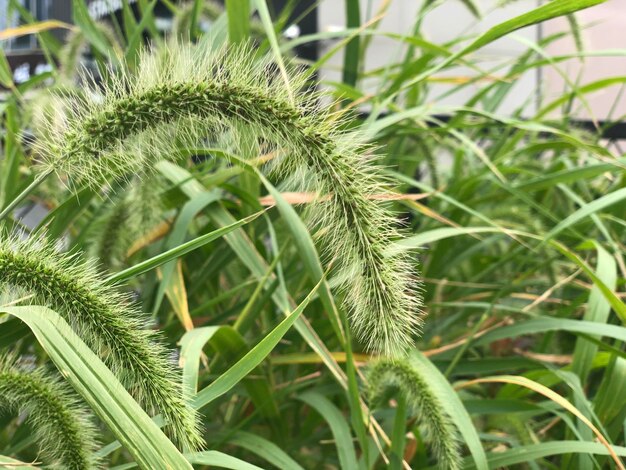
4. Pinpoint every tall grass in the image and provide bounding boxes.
[1,0,625,468]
